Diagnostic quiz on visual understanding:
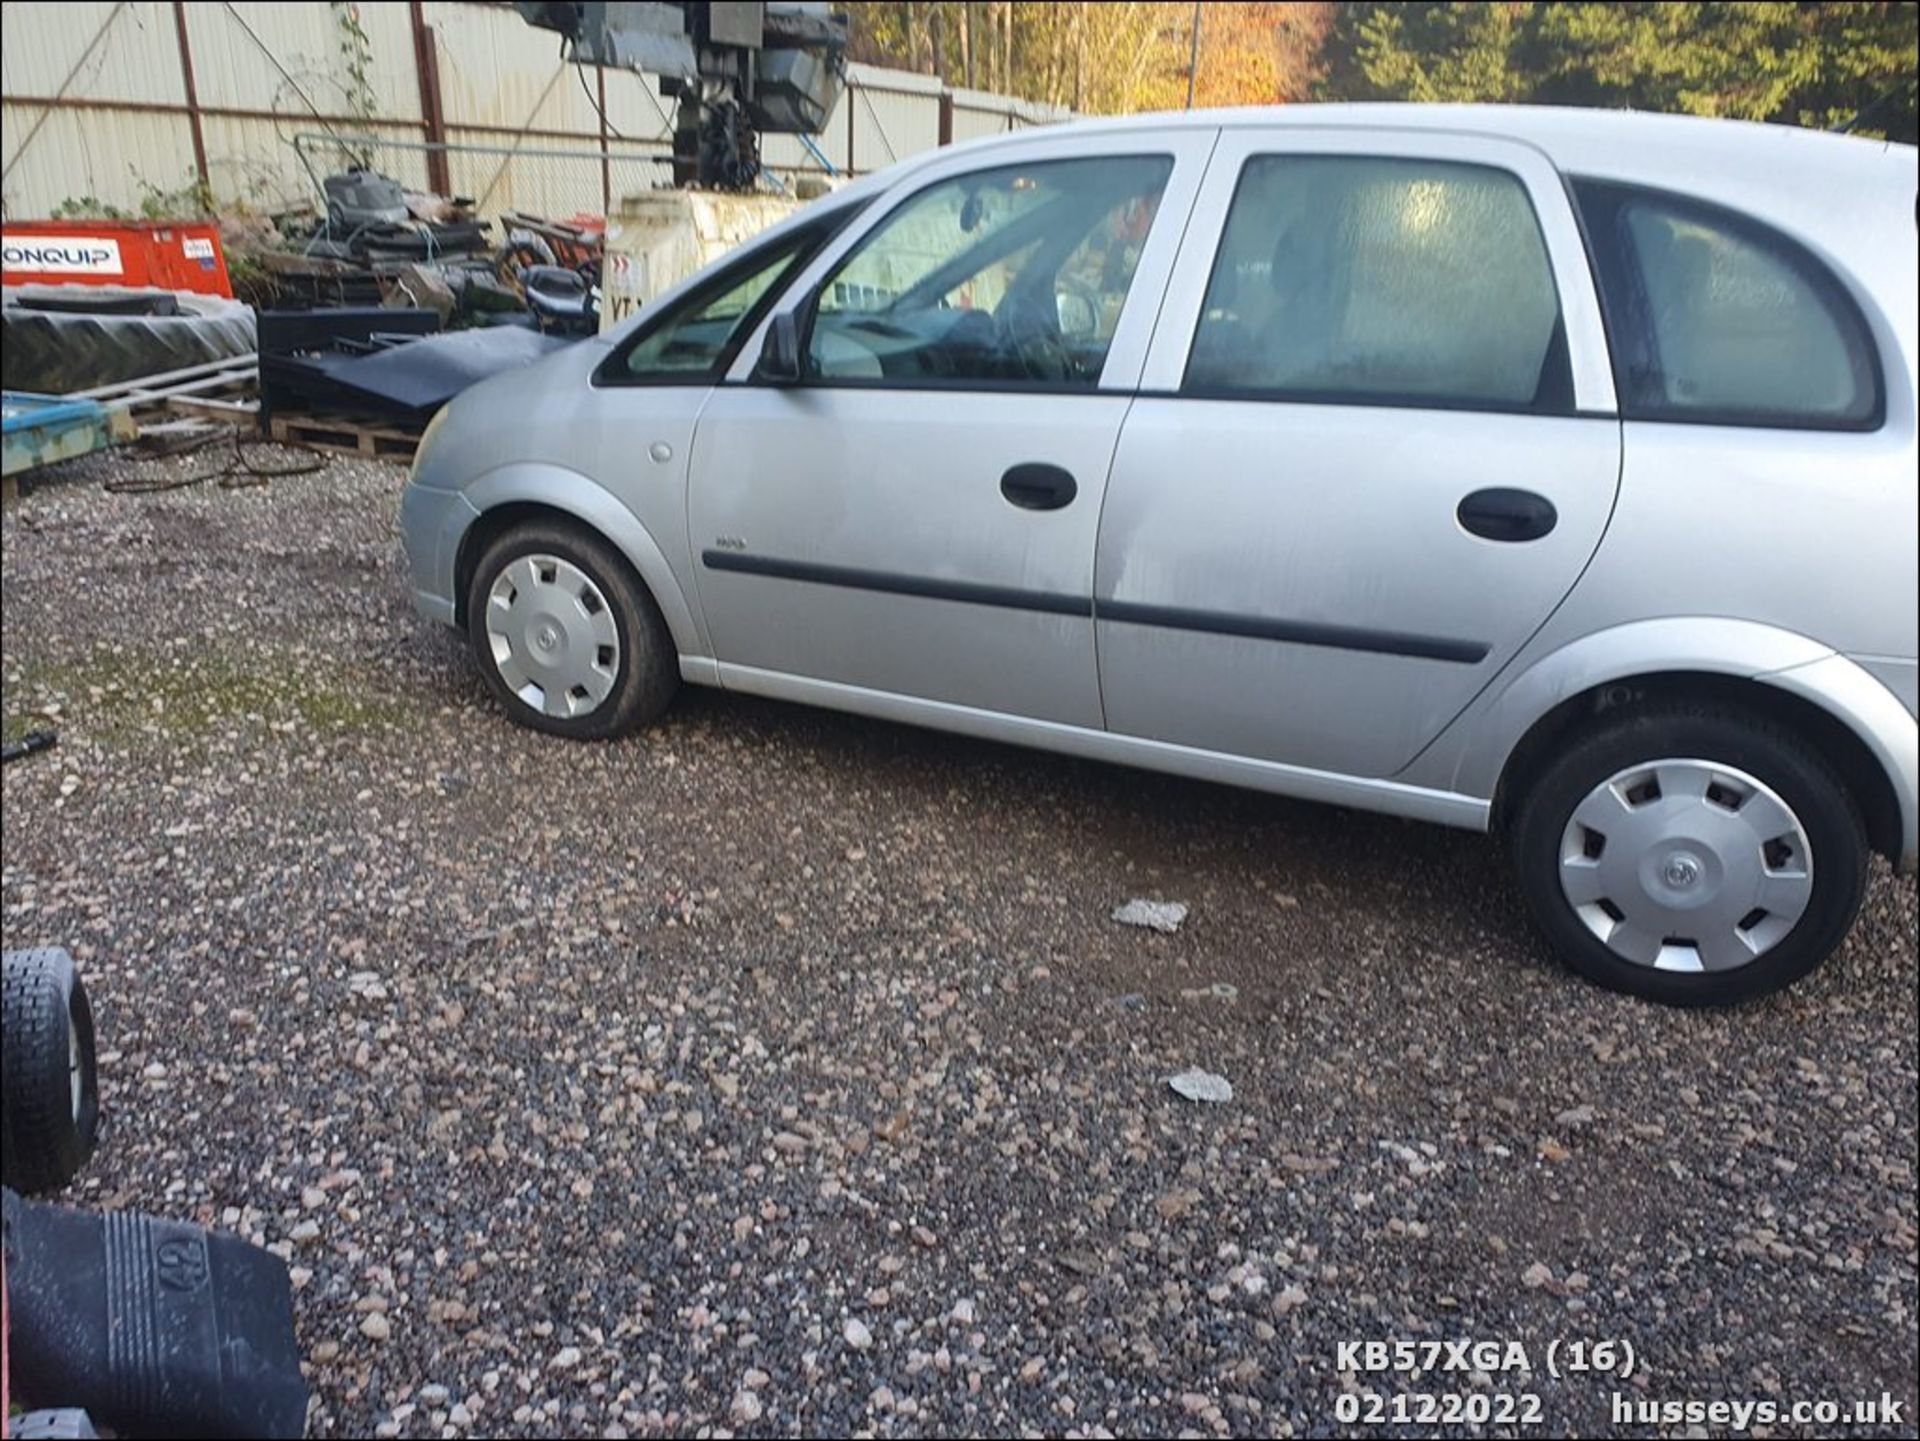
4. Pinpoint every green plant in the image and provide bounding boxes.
[331,1,378,168]
[134,173,216,219]
[224,248,284,310]
[47,172,213,222]
[49,193,131,220]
